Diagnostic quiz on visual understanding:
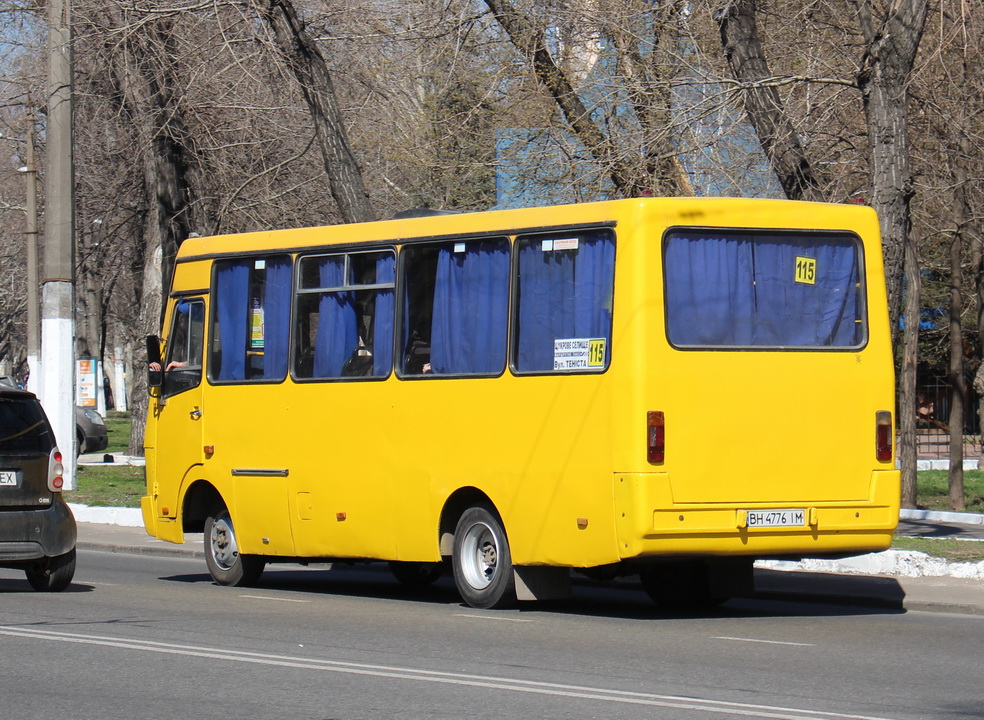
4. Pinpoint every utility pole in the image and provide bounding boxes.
[43,0,77,487]
[23,119,40,396]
